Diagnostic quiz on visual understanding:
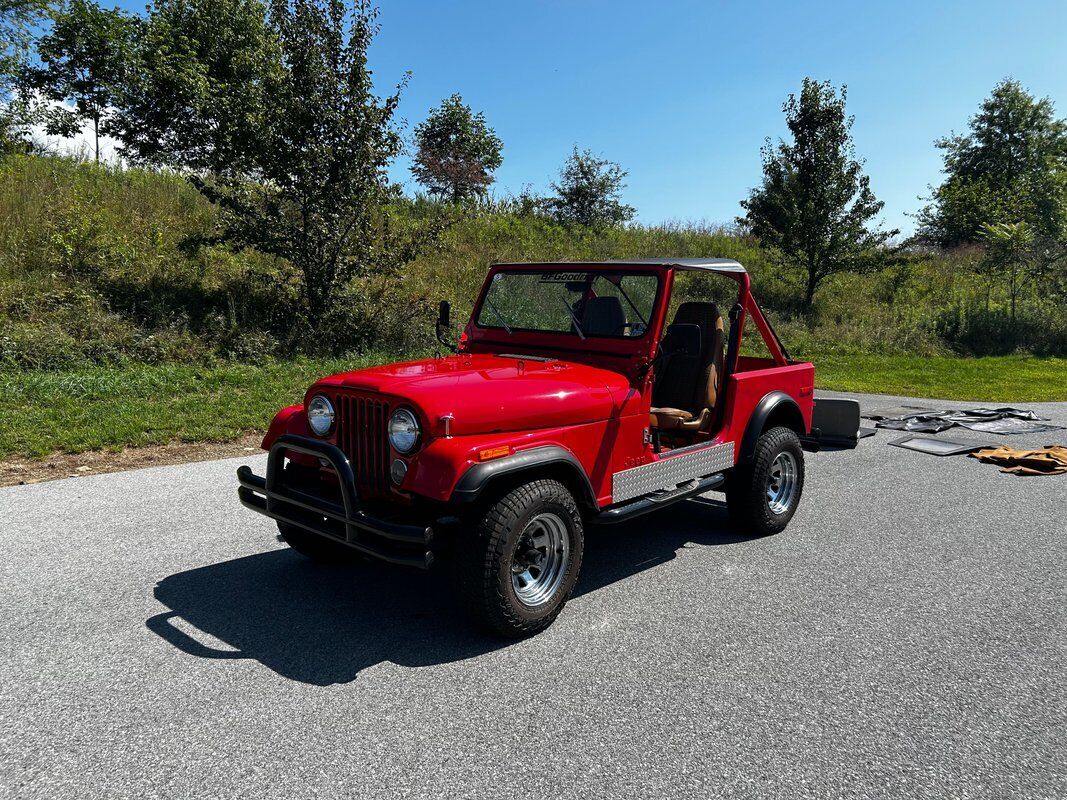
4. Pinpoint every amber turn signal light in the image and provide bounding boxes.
[477,445,511,461]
